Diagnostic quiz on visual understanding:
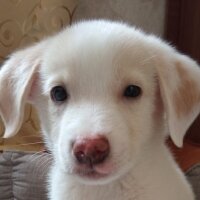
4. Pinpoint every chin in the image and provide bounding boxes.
[70,160,132,186]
